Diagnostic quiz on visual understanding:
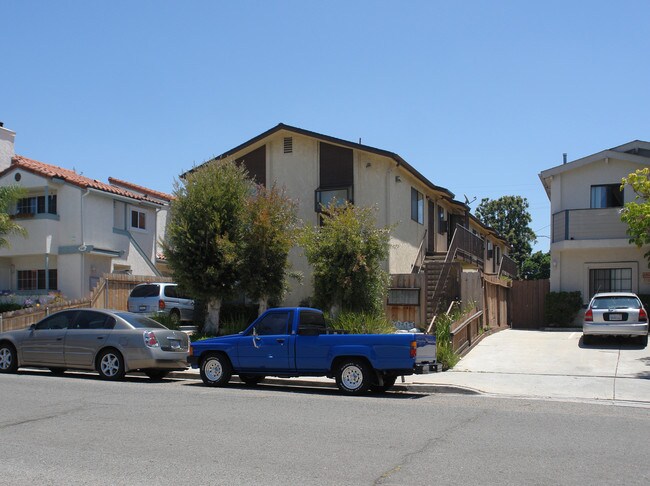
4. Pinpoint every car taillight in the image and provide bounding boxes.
[158,299,166,310]
[144,331,159,347]
[410,341,417,358]
[584,309,593,322]
[640,308,648,322]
